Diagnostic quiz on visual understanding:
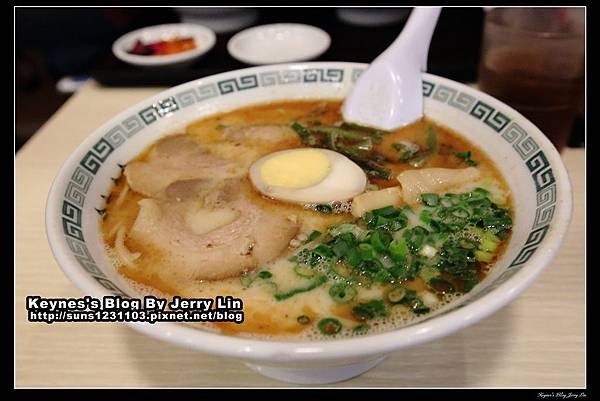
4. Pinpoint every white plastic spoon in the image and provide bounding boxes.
[342,7,442,130]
